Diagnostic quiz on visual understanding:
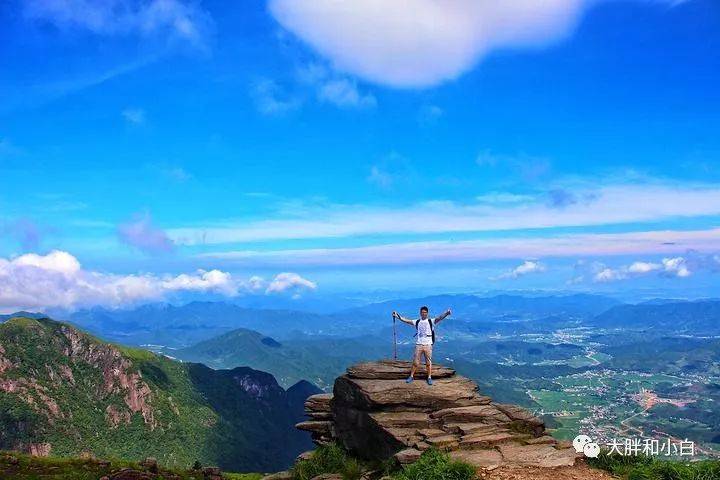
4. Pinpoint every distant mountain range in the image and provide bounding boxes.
[167,295,720,388]
[63,302,349,347]
[342,293,623,319]
[0,316,319,472]
[593,299,720,335]
[51,293,627,349]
